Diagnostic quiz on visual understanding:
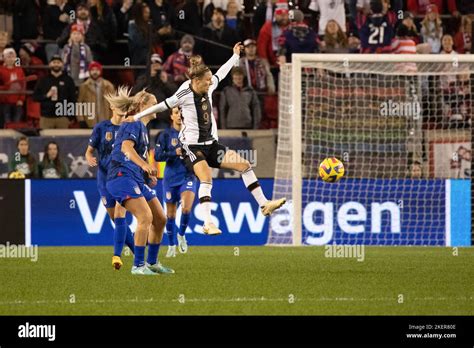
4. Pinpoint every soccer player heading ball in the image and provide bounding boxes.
[132,42,286,235]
